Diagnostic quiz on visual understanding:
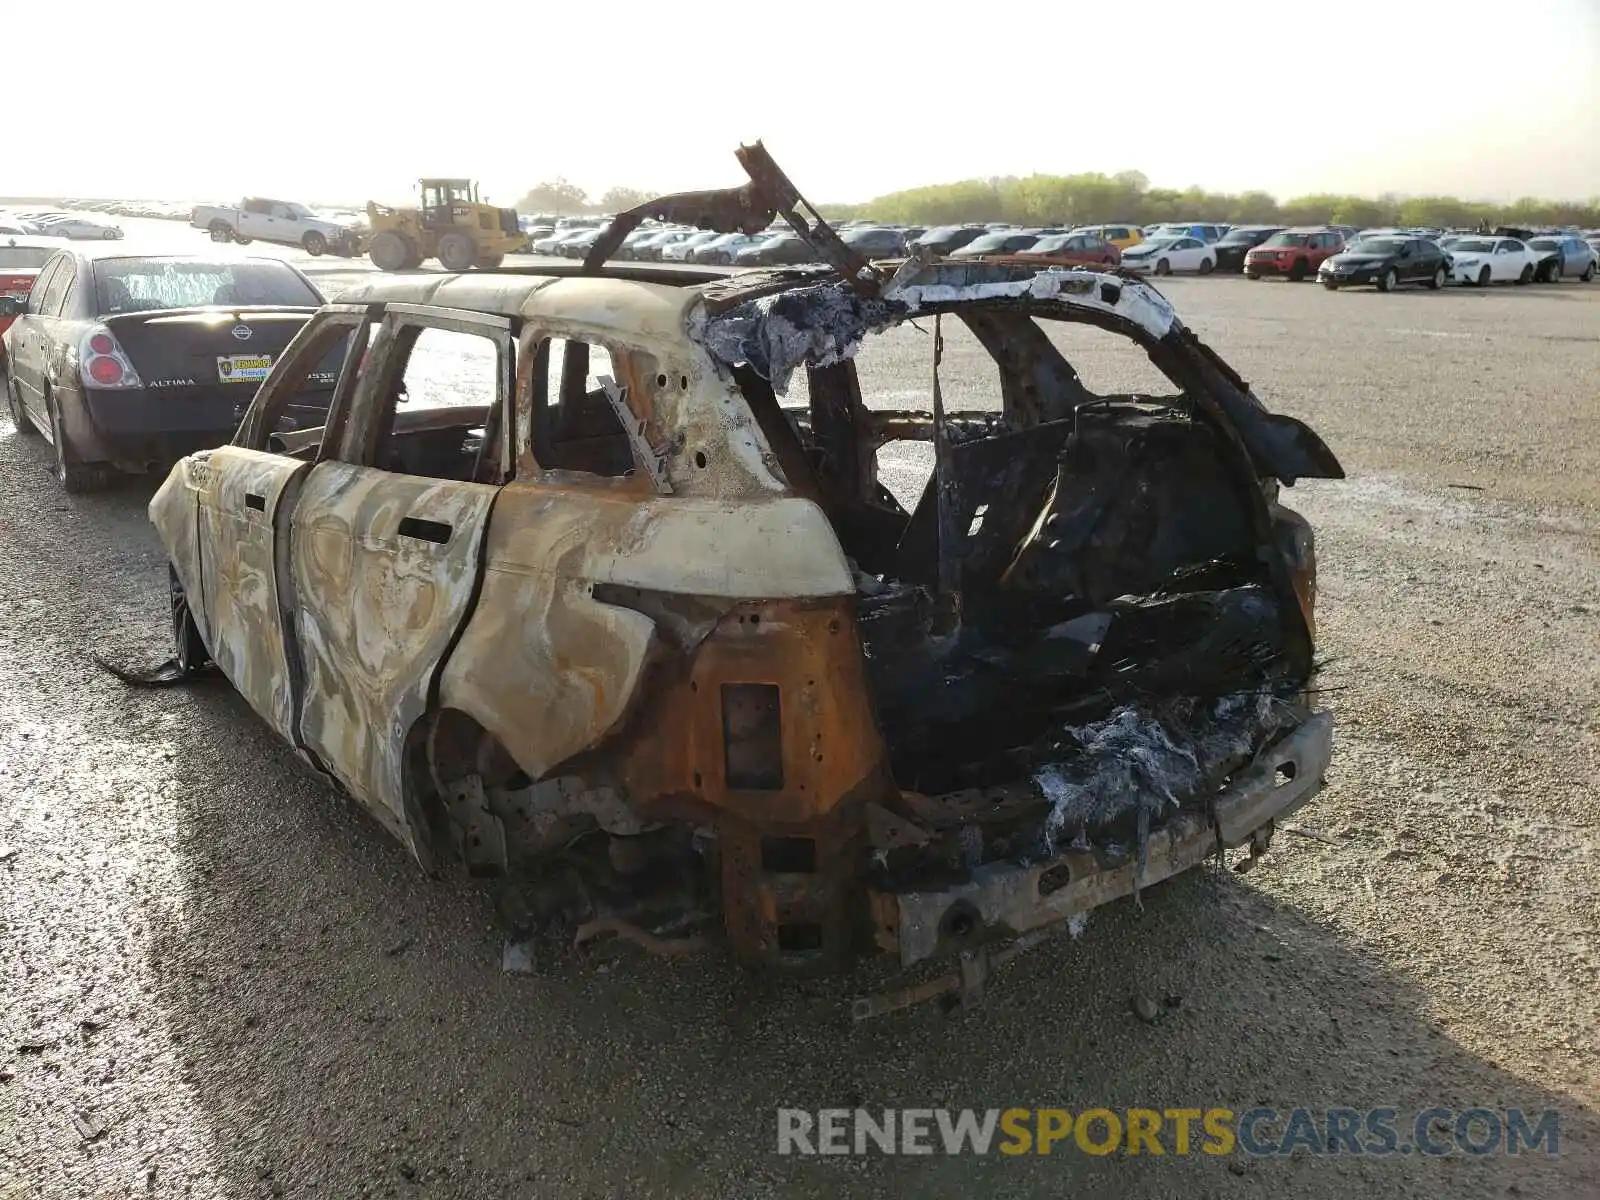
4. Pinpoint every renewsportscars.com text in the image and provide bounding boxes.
[776,1107,1560,1158]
